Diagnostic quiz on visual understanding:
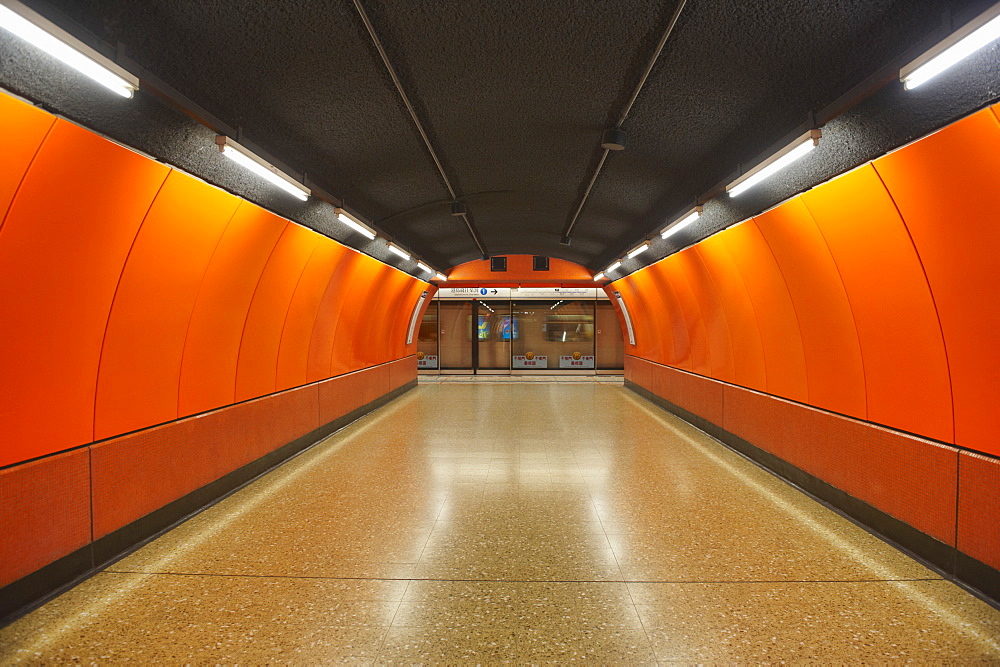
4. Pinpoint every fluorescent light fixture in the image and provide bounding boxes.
[387,244,411,260]
[592,272,605,281]
[607,261,623,273]
[727,130,821,197]
[661,206,703,238]
[627,243,650,259]
[333,208,377,240]
[417,261,433,274]
[901,4,1000,90]
[435,273,447,281]
[0,0,138,97]
[216,136,309,201]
